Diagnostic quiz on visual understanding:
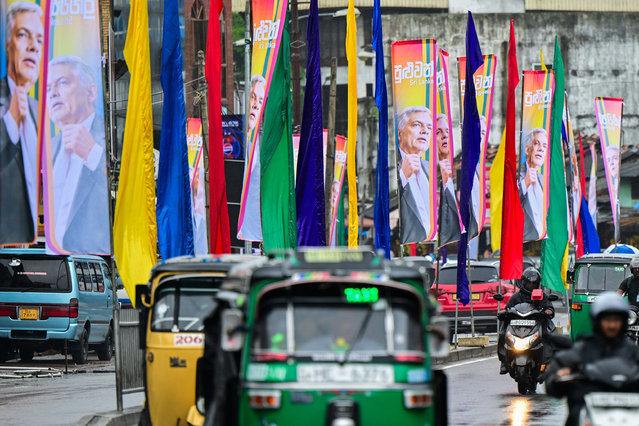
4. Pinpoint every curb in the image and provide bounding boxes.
[76,406,142,426]
[433,343,497,365]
